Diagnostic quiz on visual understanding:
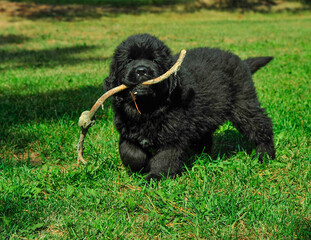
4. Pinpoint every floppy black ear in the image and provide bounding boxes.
[104,59,118,91]
[104,75,114,91]
[168,73,181,95]
[169,73,195,106]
